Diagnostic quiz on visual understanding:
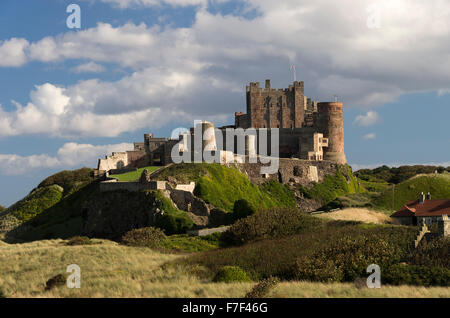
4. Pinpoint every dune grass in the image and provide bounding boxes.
[316,208,392,224]
[109,166,161,182]
[0,238,448,298]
